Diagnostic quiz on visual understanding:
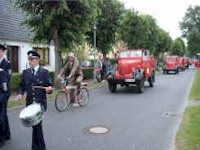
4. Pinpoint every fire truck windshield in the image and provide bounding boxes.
[120,50,142,58]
